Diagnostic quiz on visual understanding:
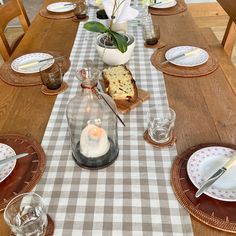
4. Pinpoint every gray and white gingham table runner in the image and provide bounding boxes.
[35,6,193,236]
